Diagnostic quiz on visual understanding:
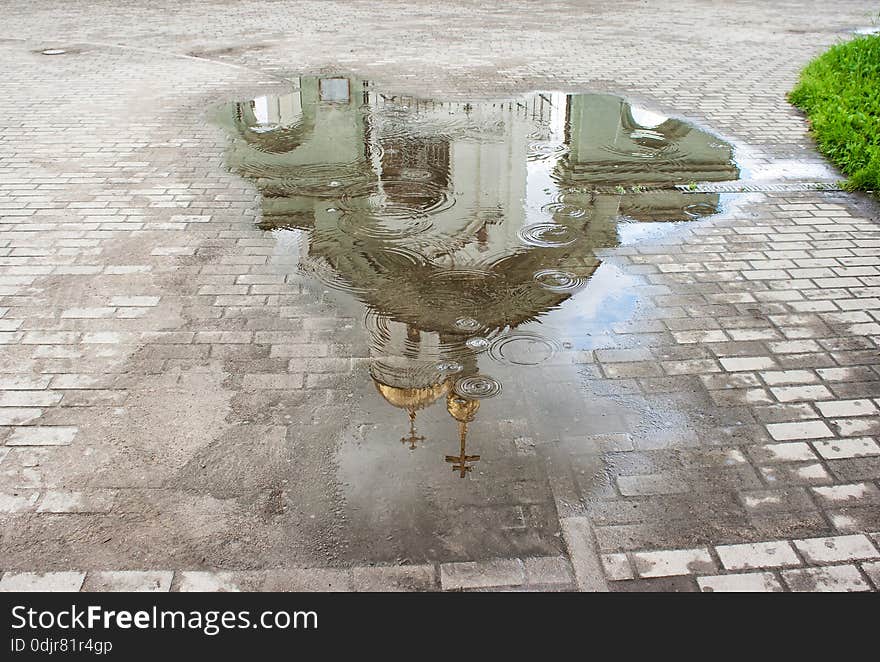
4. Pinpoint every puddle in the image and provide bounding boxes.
[212,76,744,562]
[216,76,739,473]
